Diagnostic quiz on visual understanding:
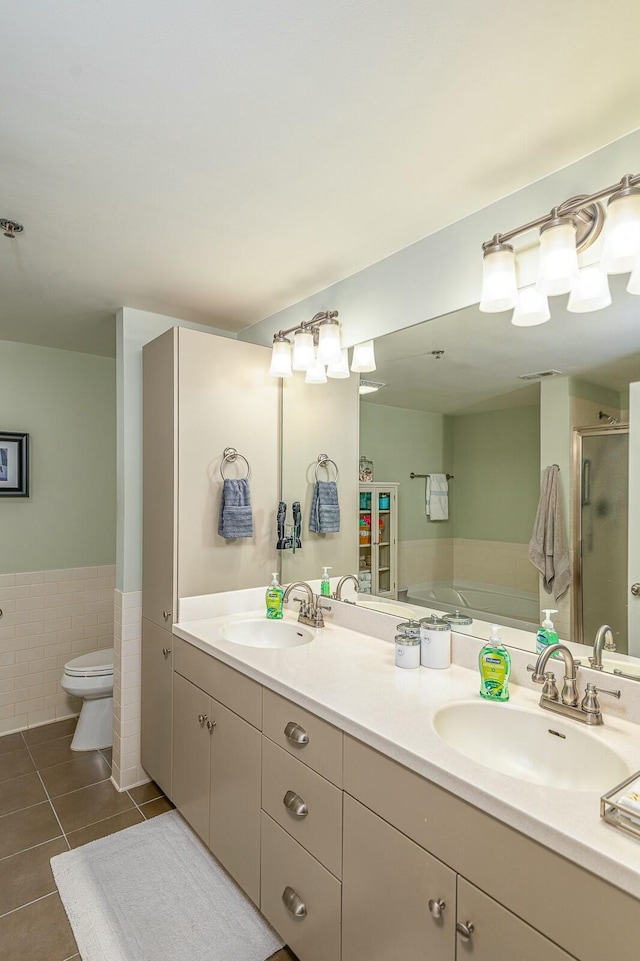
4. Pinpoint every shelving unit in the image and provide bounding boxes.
[358,482,399,598]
